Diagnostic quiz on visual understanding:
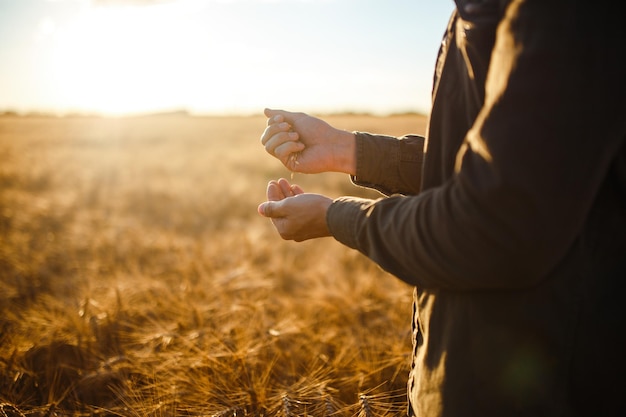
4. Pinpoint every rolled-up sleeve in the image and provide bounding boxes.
[327,0,626,290]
